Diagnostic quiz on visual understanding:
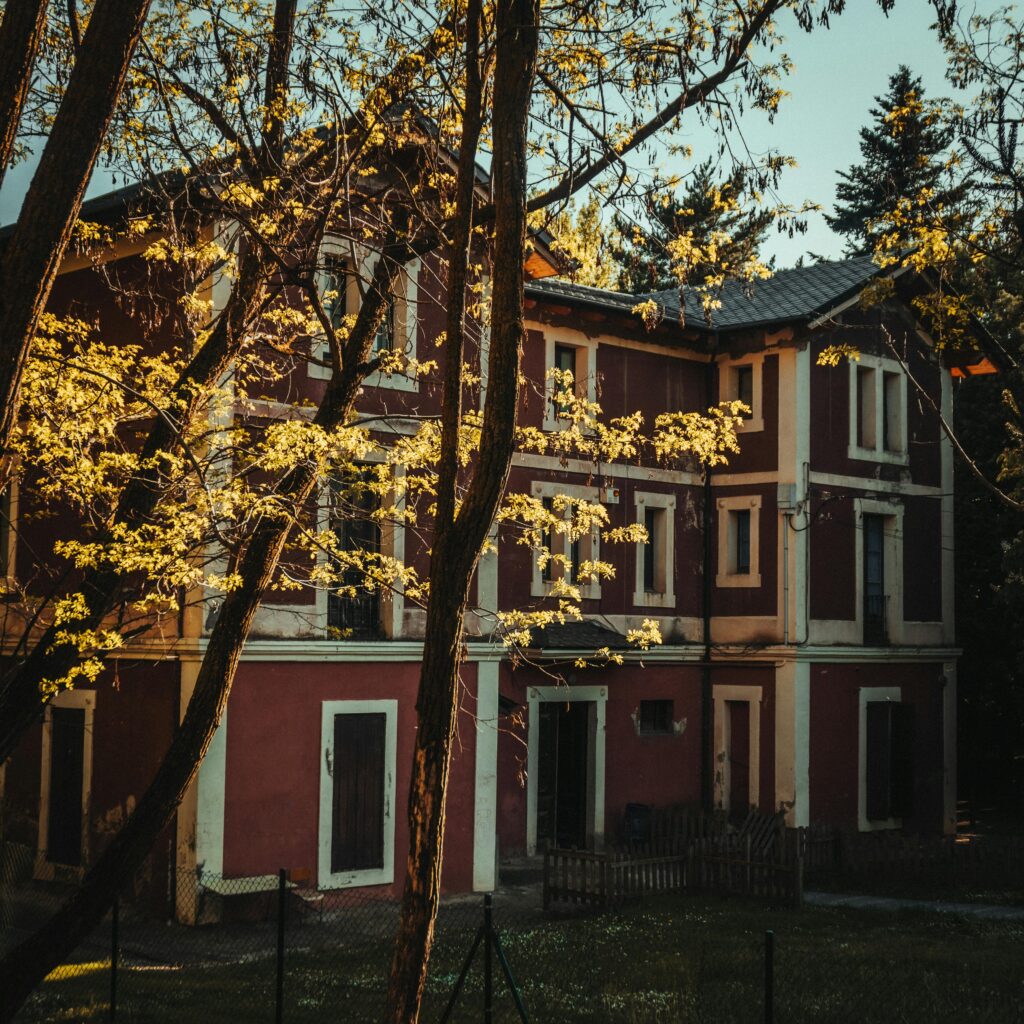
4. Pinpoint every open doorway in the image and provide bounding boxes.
[526,685,606,855]
[536,700,592,850]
